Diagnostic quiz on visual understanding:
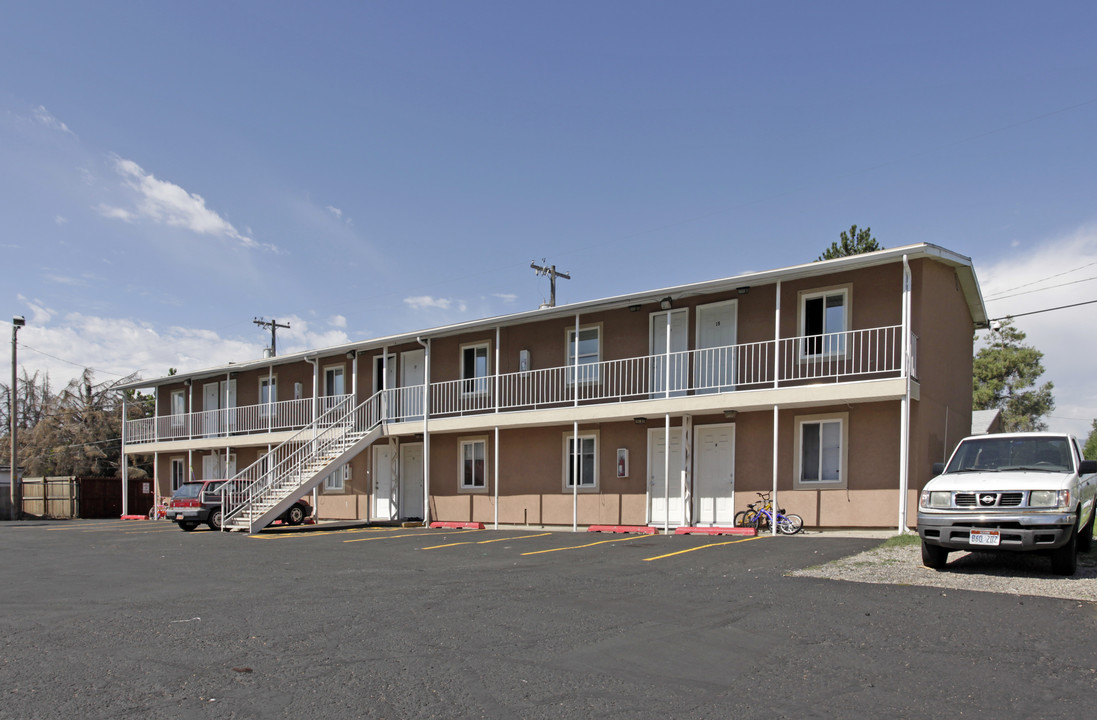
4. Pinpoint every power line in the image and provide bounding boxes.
[18,345,127,379]
[987,298,1097,323]
[984,257,1097,299]
[984,274,1097,302]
